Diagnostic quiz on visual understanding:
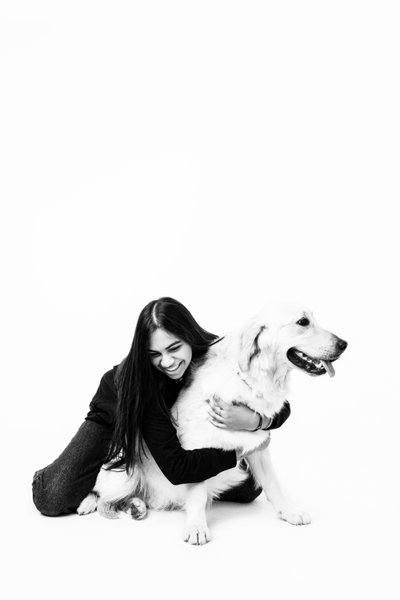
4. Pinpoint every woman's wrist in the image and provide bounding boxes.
[261,415,272,430]
[250,412,272,431]
[250,412,262,431]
